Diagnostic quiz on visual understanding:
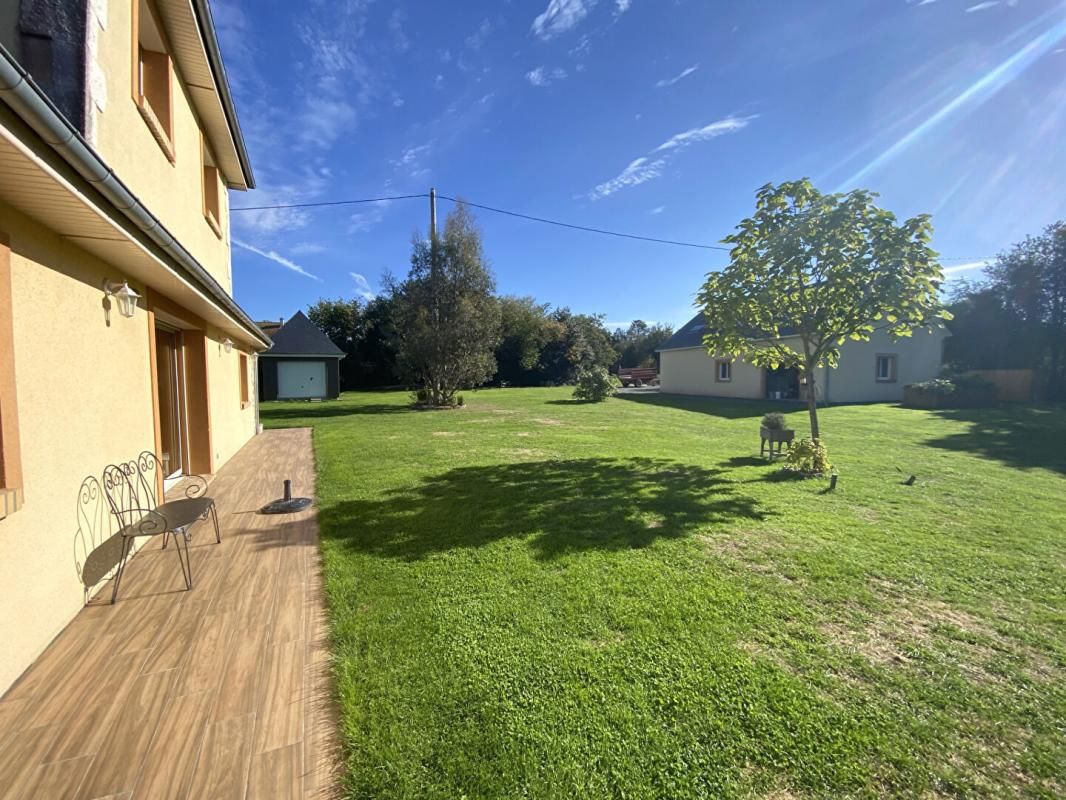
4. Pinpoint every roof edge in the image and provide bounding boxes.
[0,43,269,347]
[189,0,255,189]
